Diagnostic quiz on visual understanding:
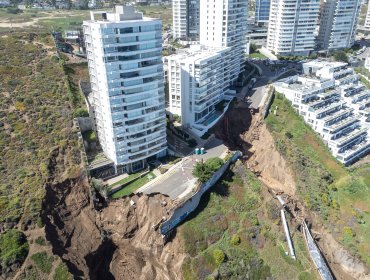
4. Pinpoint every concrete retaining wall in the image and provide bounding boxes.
[262,87,275,119]
[160,151,242,235]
